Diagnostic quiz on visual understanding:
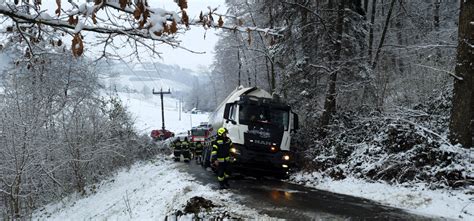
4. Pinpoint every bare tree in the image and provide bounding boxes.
[449,1,473,148]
